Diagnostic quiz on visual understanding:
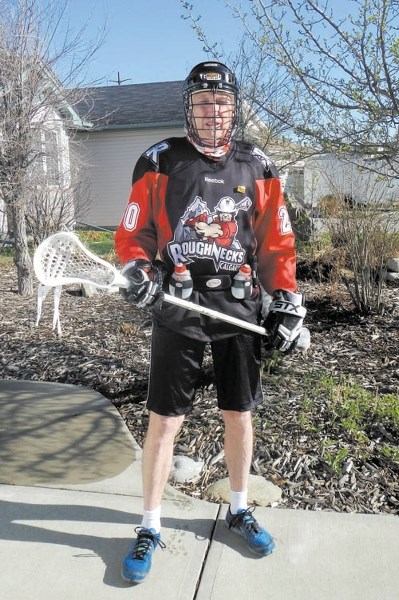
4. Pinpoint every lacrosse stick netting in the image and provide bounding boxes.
[33,232,311,345]
[33,231,269,335]
[36,283,62,336]
[34,232,127,289]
